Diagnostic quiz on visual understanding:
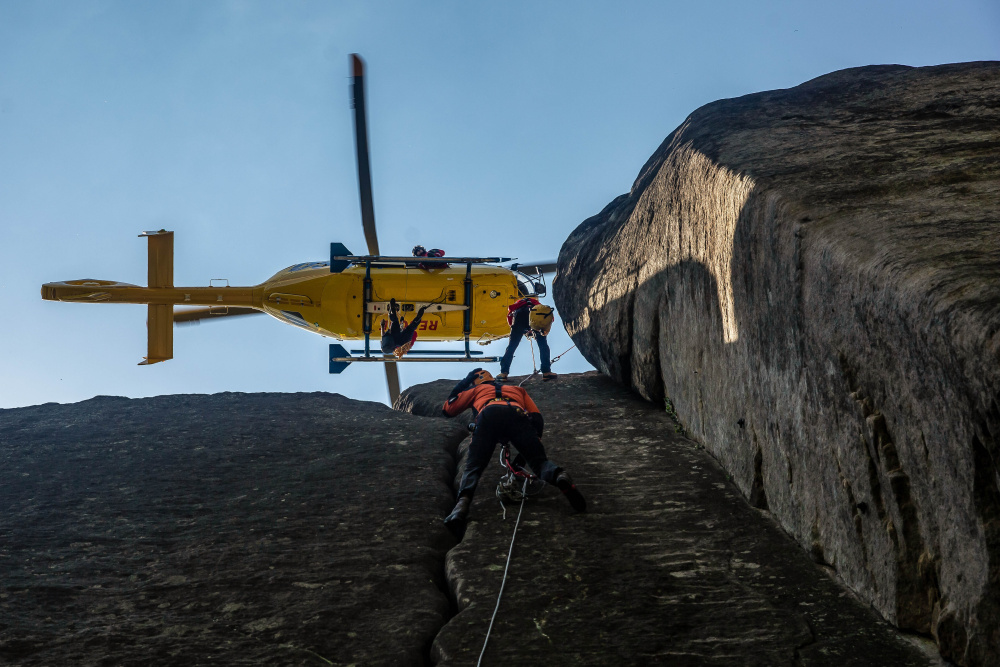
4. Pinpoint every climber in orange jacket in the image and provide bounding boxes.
[440,368,585,531]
